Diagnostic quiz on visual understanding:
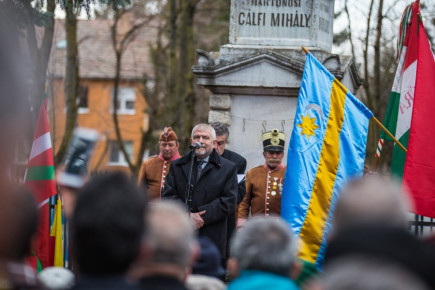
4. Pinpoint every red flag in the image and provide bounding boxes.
[403,2,435,217]
[24,99,57,269]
